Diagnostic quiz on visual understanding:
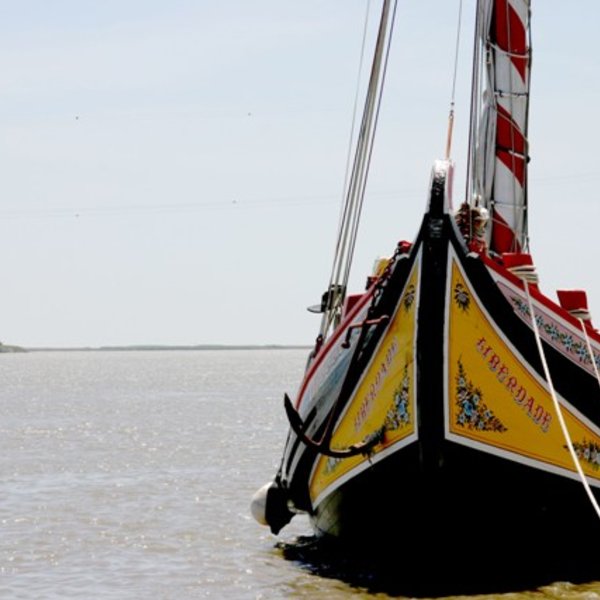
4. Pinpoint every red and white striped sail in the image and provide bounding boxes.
[476,0,531,254]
